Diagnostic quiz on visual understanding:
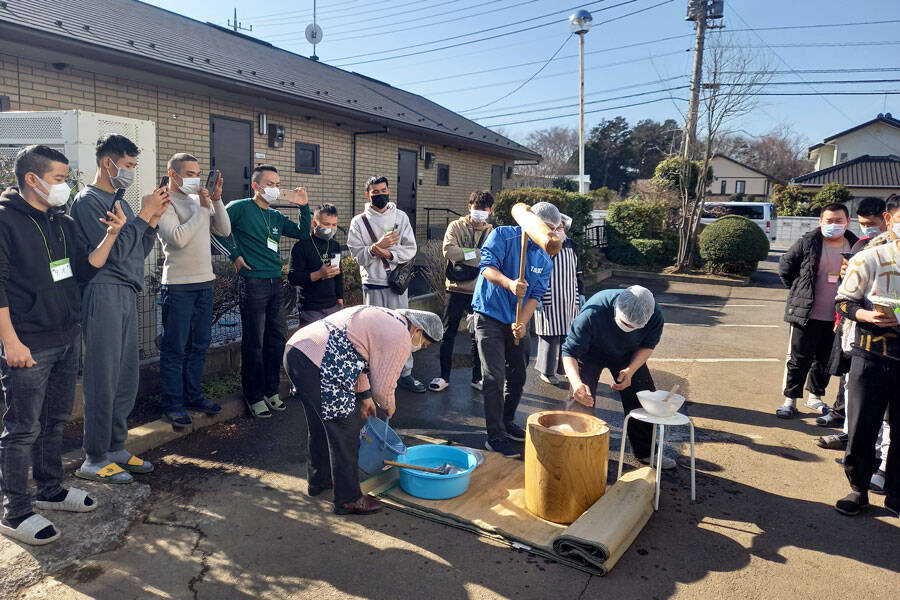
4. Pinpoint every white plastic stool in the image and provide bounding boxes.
[616,408,696,511]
